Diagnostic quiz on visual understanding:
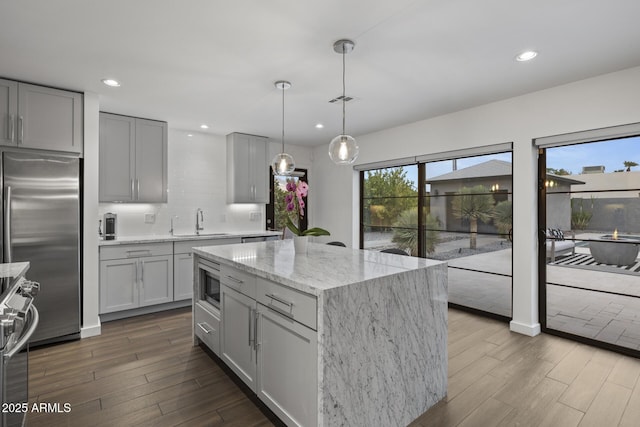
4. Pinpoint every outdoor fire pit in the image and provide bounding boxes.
[589,230,640,266]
